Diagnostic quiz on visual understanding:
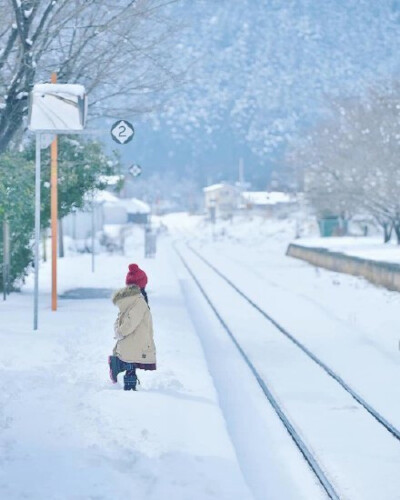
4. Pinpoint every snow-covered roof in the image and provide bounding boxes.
[84,192,150,213]
[203,183,224,192]
[242,191,293,205]
[33,83,86,97]
[93,190,120,204]
[83,190,120,205]
[118,198,150,214]
[203,183,236,192]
